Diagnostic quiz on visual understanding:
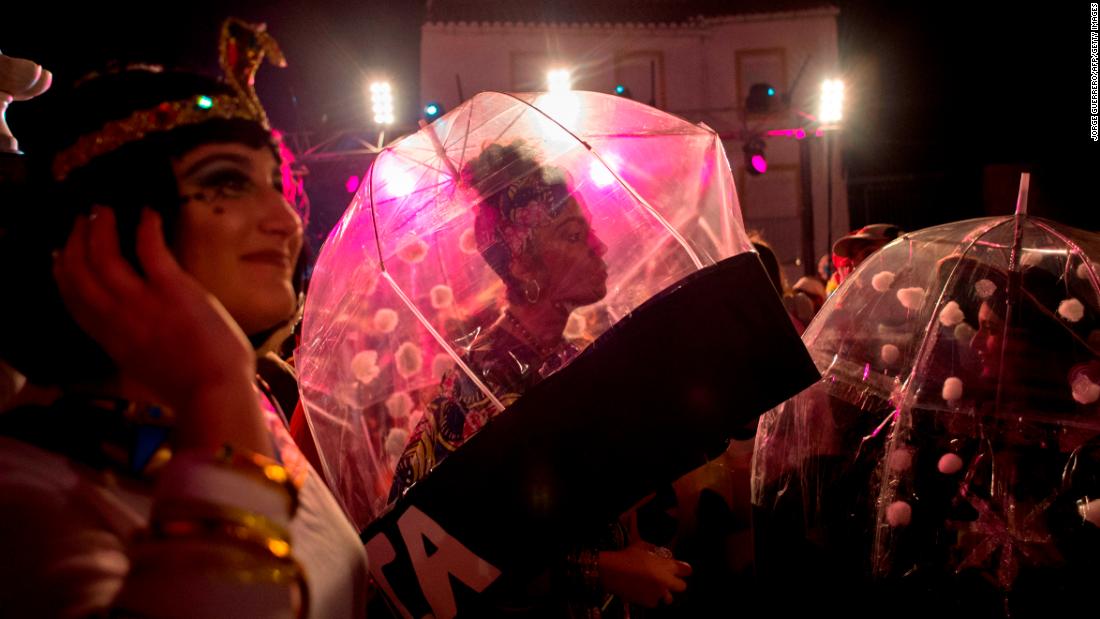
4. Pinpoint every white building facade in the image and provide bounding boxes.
[421,6,849,271]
